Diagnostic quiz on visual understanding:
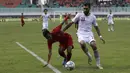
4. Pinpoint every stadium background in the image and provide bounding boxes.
[0,0,130,17]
